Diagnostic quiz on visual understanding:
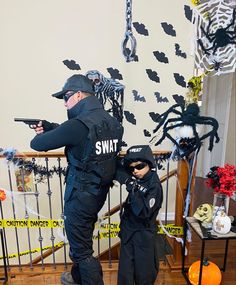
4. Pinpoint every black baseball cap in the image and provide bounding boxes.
[52,74,95,99]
